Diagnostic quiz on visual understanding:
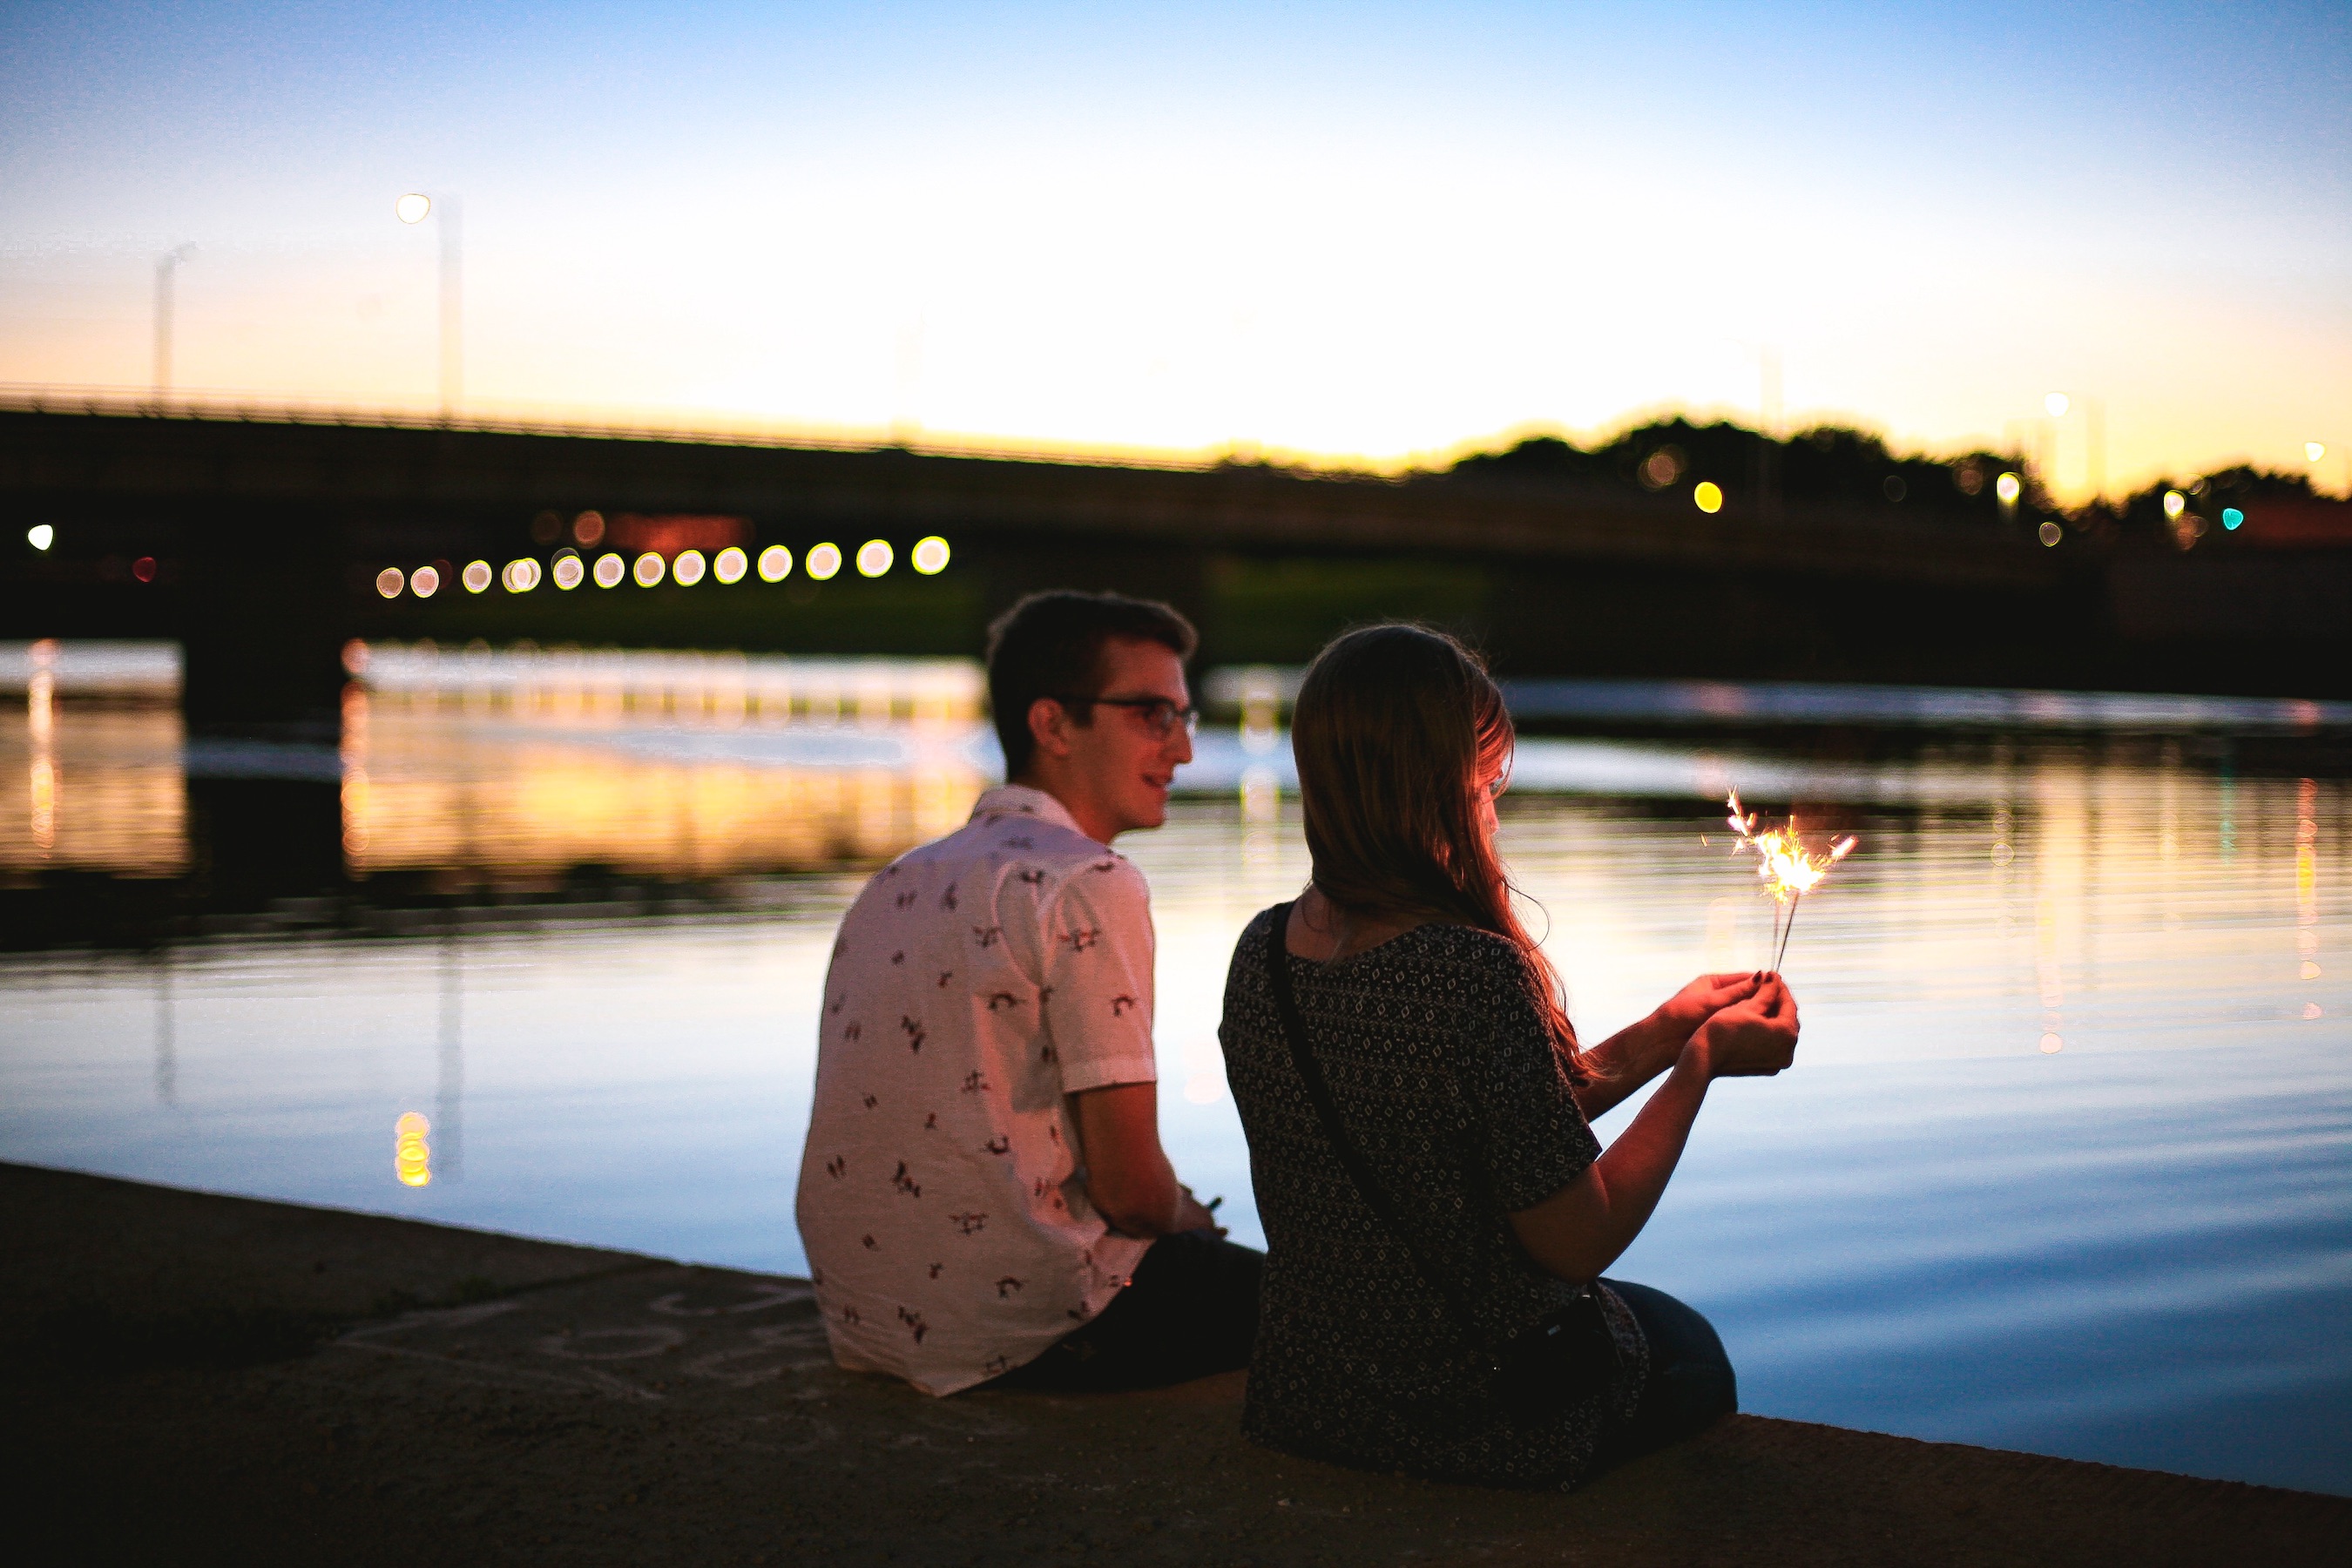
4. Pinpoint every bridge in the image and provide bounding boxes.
[3,399,2337,727]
